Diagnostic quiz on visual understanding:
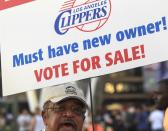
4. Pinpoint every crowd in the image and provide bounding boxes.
[0,107,45,131]
[83,104,164,131]
[0,103,165,131]
[17,107,45,131]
